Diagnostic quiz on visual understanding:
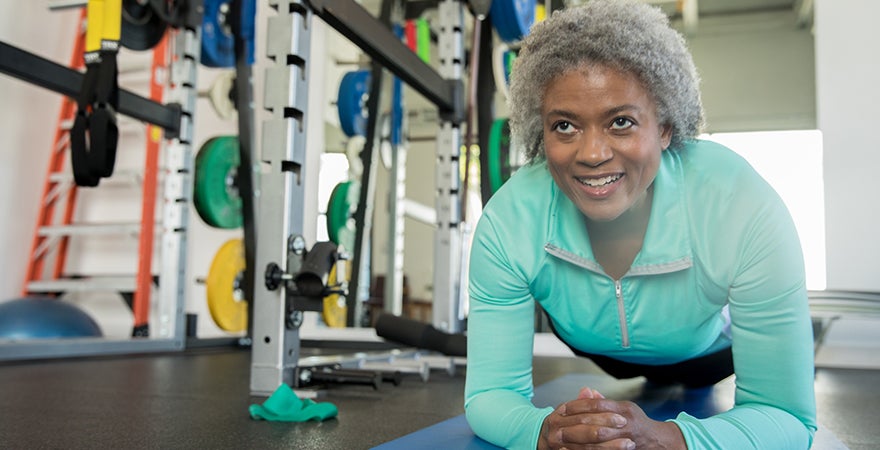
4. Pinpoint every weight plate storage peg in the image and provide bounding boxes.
[207,71,237,119]
[490,0,536,43]
[206,239,248,332]
[194,136,243,229]
[337,70,371,138]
